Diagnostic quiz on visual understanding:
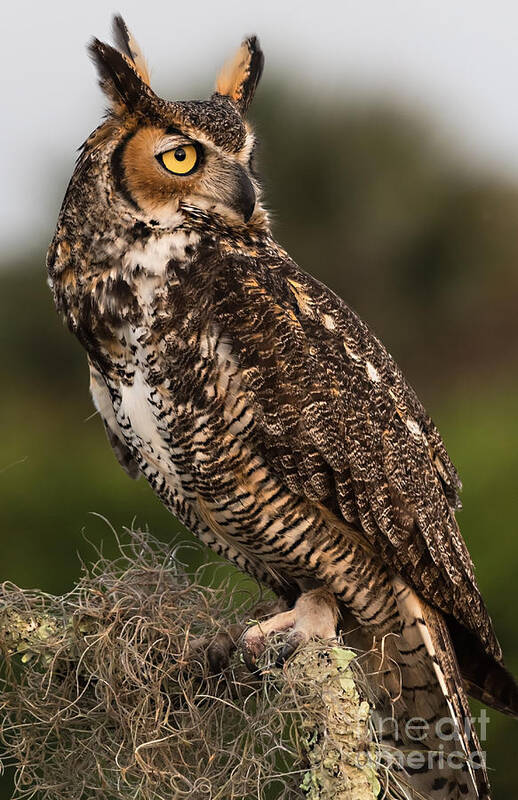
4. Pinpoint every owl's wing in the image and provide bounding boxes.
[89,361,140,480]
[208,251,500,660]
